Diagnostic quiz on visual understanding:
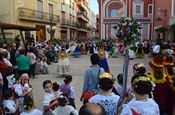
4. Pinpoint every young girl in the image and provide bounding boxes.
[13,75,31,113]
[5,66,15,92]
[89,72,120,115]
[20,96,42,115]
[52,96,78,115]
[21,73,32,95]
[3,91,19,115]
[42,80,58,115]
[57,50,70,77]
[60,75,76,109]
[52,82,62,98]
[112,74,129,97]
[120,71,159,115]
[41,57,49,74]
